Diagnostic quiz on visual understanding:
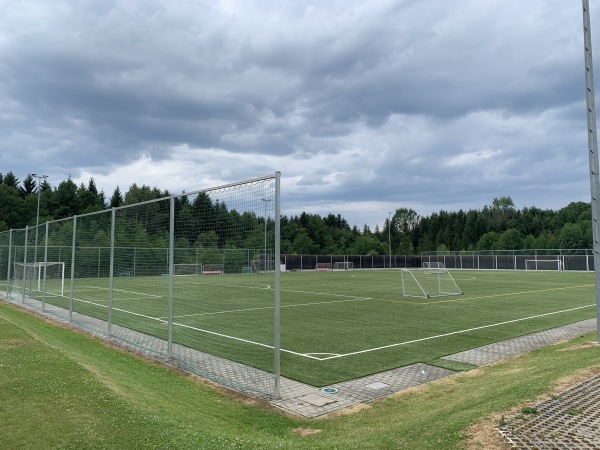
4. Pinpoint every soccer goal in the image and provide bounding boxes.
[13,262,65,296]
[174,263,202,276]
[401,267,462,298]
[333,262,353,271]
[202,264,224,275]
[315,263,331,272]
[524,259,563,271]
[422,261,445,274]
[251,259,275,273]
